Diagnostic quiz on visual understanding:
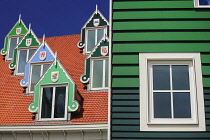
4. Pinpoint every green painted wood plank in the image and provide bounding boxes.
[112,94,139,100]
[201,55,210,63]
[204,94,210,100]
[206,120,210,124]
[112,119,140,125]
[113,1,193,9]
[205,101,210,106]
[112,126,139,131]
[112,66,139,76]
[112,55,139,64]
[206,107,210,112]
[206,112,210,118]
[112,106,139,112]
[112,78,139,87]
[113,32,210,41]
[112,113,139,119]
[112,100,139,106]
[202,66,210,75]
[113,11,210,20]
[112,89,139,94]
[112,132,210,138]
[112,43,210,53]
[203,78,210,87]
[113,21,210,30]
